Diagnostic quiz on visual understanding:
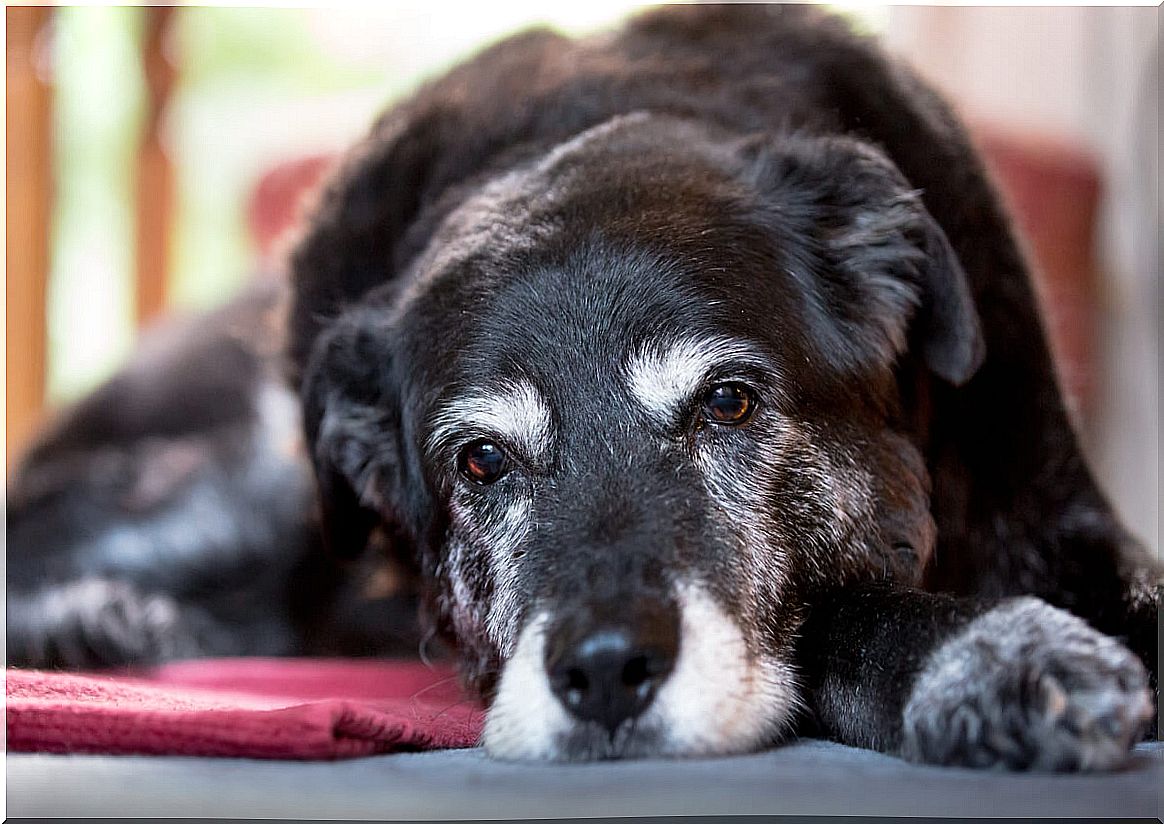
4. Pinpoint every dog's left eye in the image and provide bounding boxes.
[702,383,755,425]
[459,440,509,484]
